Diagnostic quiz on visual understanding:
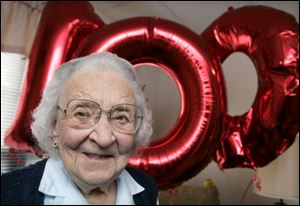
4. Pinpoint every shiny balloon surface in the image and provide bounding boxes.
[5,3,299,189]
